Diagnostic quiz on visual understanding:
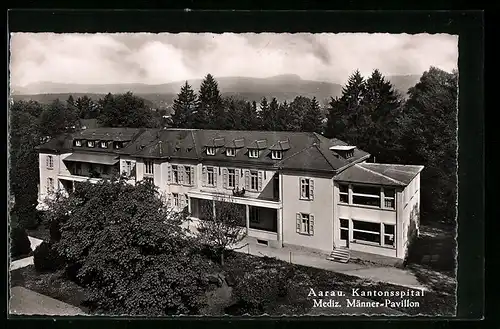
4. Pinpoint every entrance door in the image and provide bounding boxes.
[339,218,350,248]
